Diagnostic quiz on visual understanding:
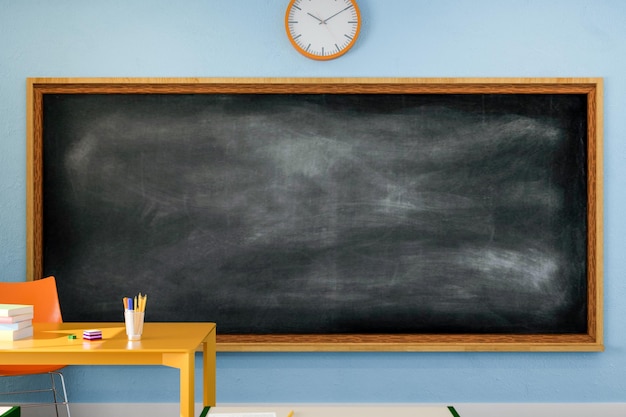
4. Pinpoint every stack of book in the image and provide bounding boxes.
[0,304,34,341]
